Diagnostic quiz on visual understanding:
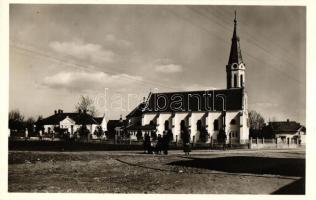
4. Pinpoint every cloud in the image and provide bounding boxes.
[41,70,143,92]
[49,40,115,64]
[251,102,279,108]
[105,34,132,48]
[153,59,183,73]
